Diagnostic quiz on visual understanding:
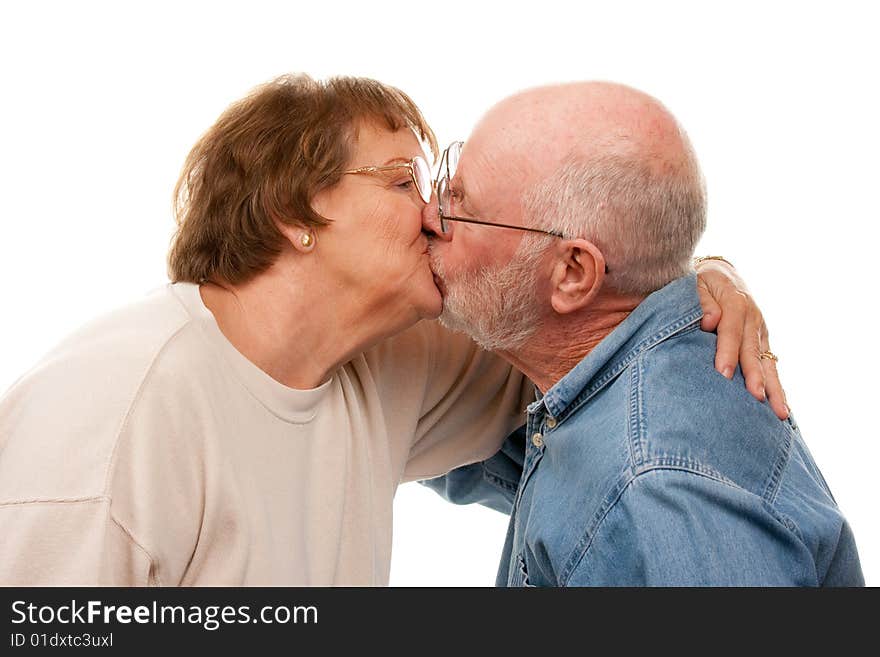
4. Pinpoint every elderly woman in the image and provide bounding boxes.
[0,74,781,585]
